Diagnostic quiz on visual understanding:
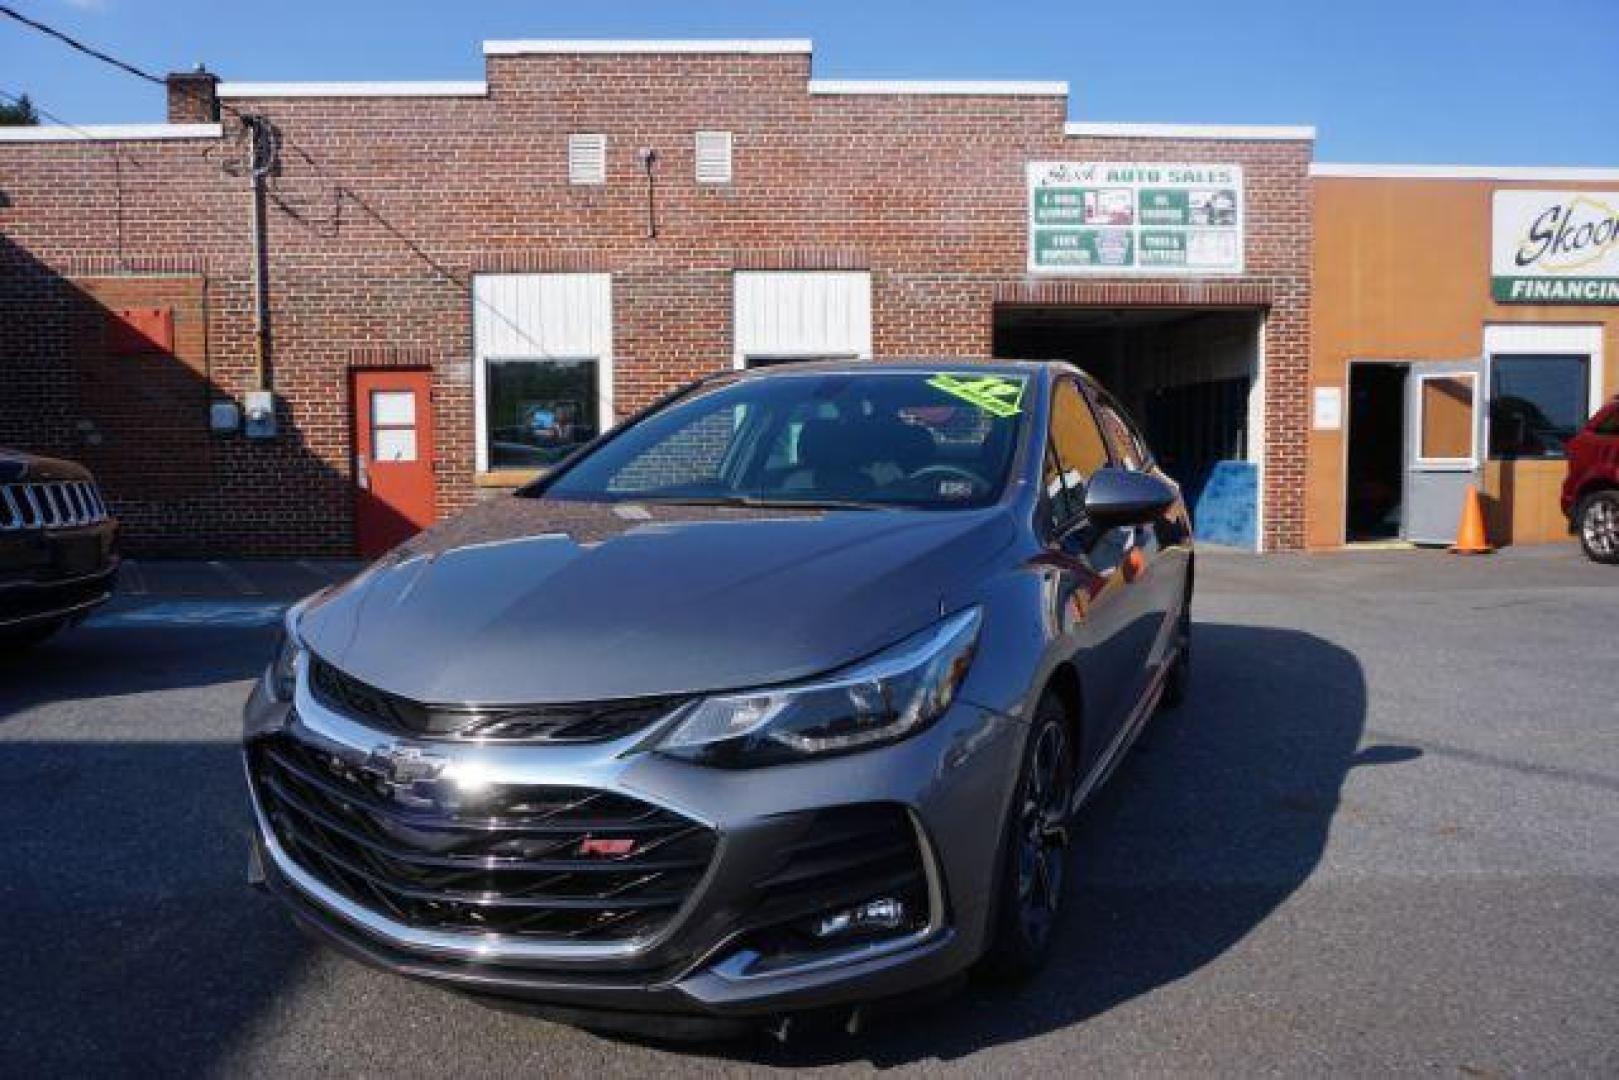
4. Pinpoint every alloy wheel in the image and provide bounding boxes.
[1014,721,1072,949]
[1581,495,1619,560]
